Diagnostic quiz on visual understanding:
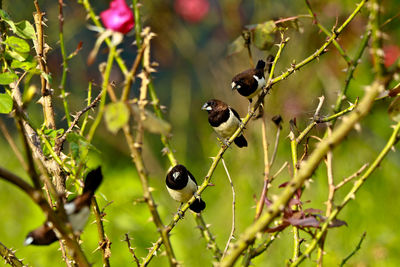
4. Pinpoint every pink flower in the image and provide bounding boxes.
[383,45,400,68]
[100,0,134,34]
[174,0,210,23]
